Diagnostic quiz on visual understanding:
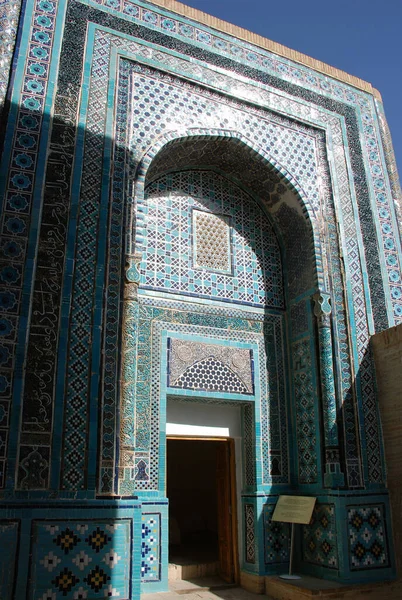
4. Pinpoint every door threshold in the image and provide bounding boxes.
[170,576,237,595]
